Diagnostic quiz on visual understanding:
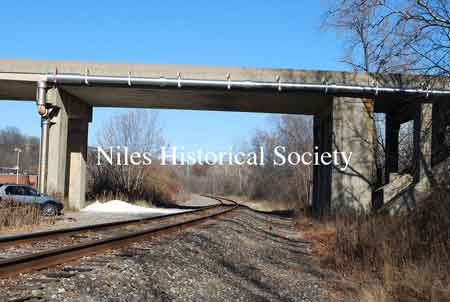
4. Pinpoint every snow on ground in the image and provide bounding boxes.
[81,200,186,215]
